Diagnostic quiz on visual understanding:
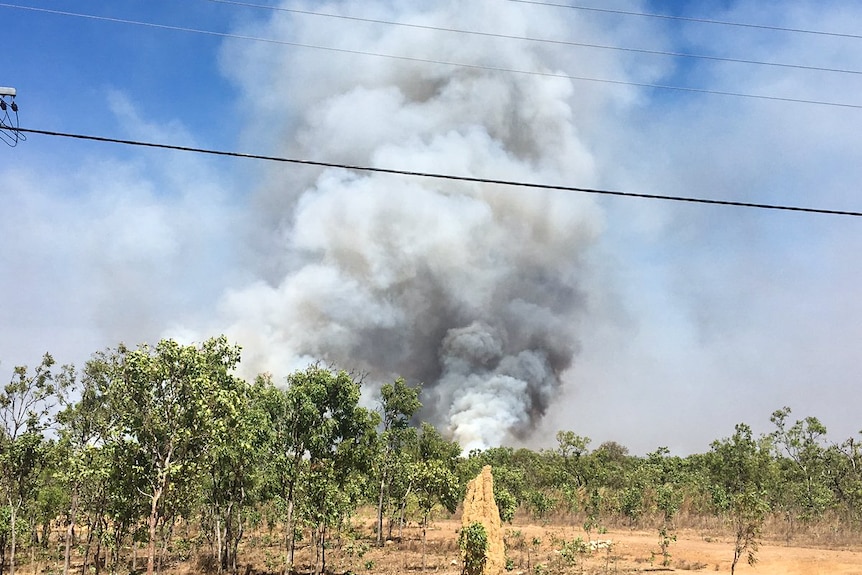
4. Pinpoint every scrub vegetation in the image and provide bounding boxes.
[1,336,860,574]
